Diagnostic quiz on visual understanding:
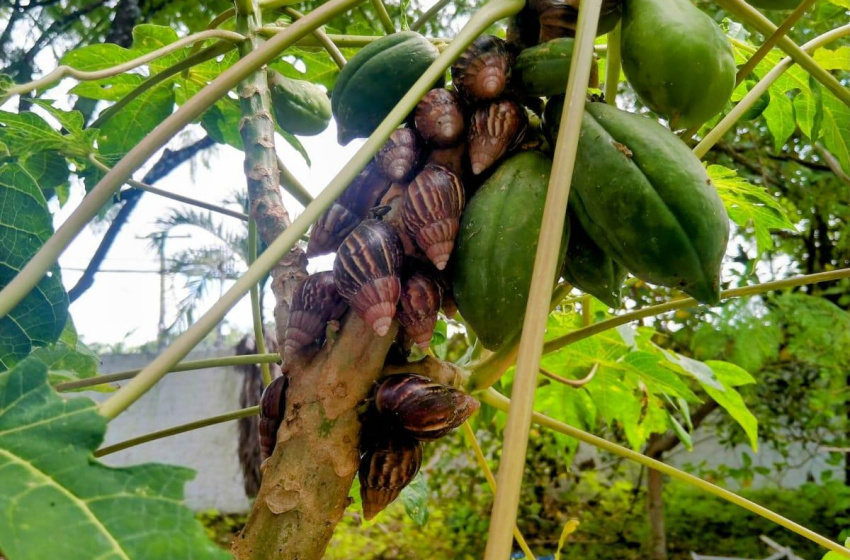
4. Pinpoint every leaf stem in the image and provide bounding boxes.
[94,406,259,457]
[469,267,850,391]
[460,422,537,560]
[54,353,281,392]
[283,7,347,68]
[480,389,850,559]
[187,8,238,59]
[603,22,621,106]
[714,0,850,108]
[4,29,246,99]
[539,362,597,388]
[694,23,850,159]
[248,220,273,386]
[483,3,602,559]
[0,0,369,326]
[277,155,315,206]
[410,0,453,32]
[88,155,249,220]
[258,27,451,47]
[370,0,395,34]
[97,0,525,421]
